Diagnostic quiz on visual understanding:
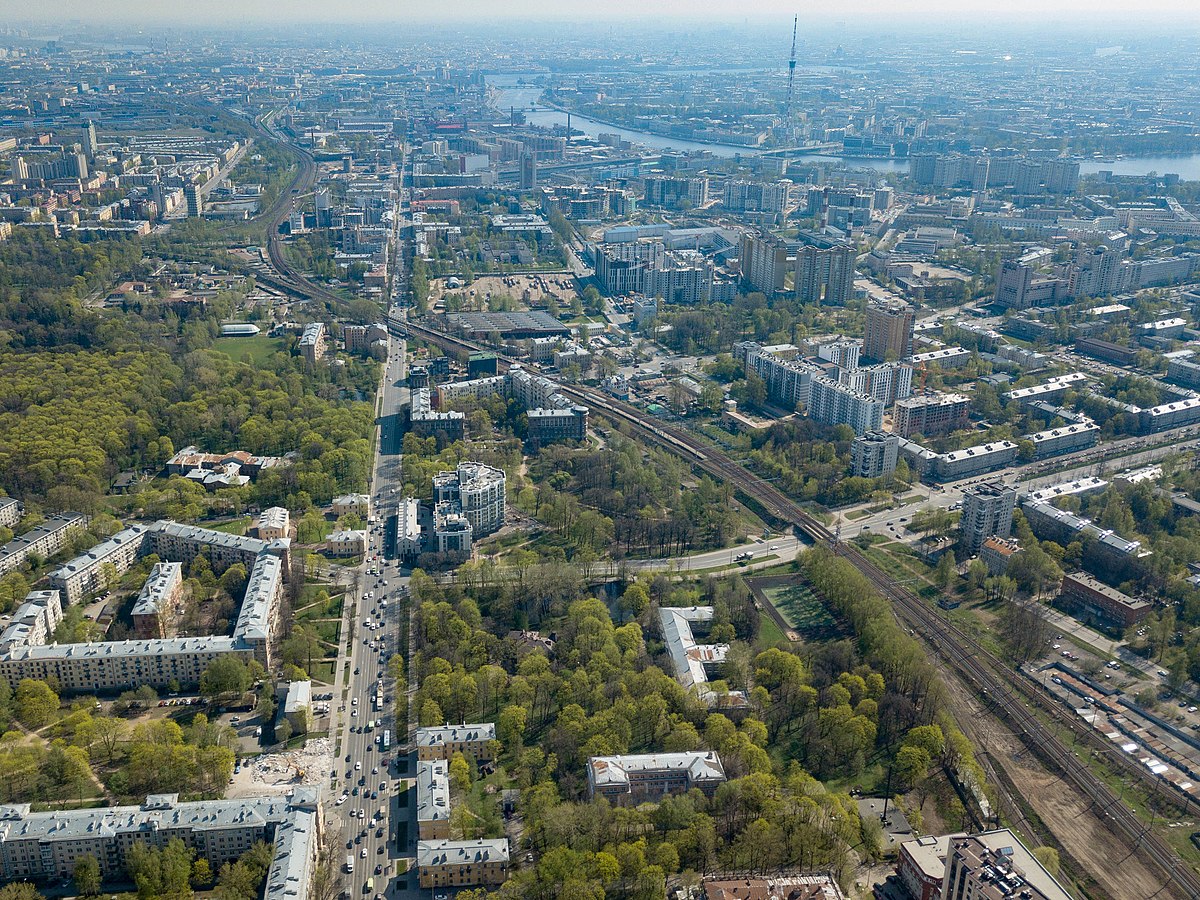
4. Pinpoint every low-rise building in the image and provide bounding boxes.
[980,536,1022,576]
[256,507,290,541]
[325,529,367,557]
[332,494,370,518]
[658,606,748,708]
[932,441,1018,482]
[416,723,497,762]
[587,752,727,802]
[416,838,509,889]
[1058,571,1152,631]
[417,759,452,840]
